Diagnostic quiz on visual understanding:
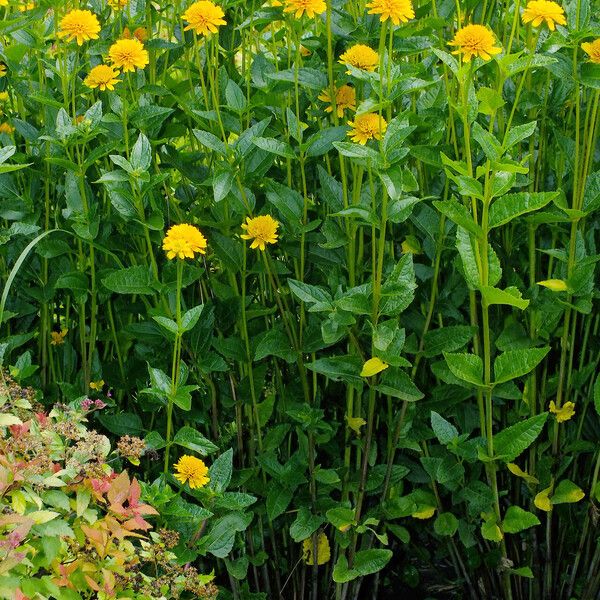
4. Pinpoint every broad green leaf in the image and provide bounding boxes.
[434,512,458,536]
[594,375,600,418]
[433,198,483,237]
[308,356,363,385]
[253,136,295,158]
[551,480,585,505]
[266,483,293,521]
[444,352,484,386]
[503,121,537,150]
[289,508,324,542]
[209,448,233,493]
[375,368,423,402]
[430,411,458,445]
[489,192,557,228]
[494,413,548,461]
[502,506,540,533]
[173,426,218,455]
[423,325,476,357]
[493,347,550,384]
[480,286,529,310]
